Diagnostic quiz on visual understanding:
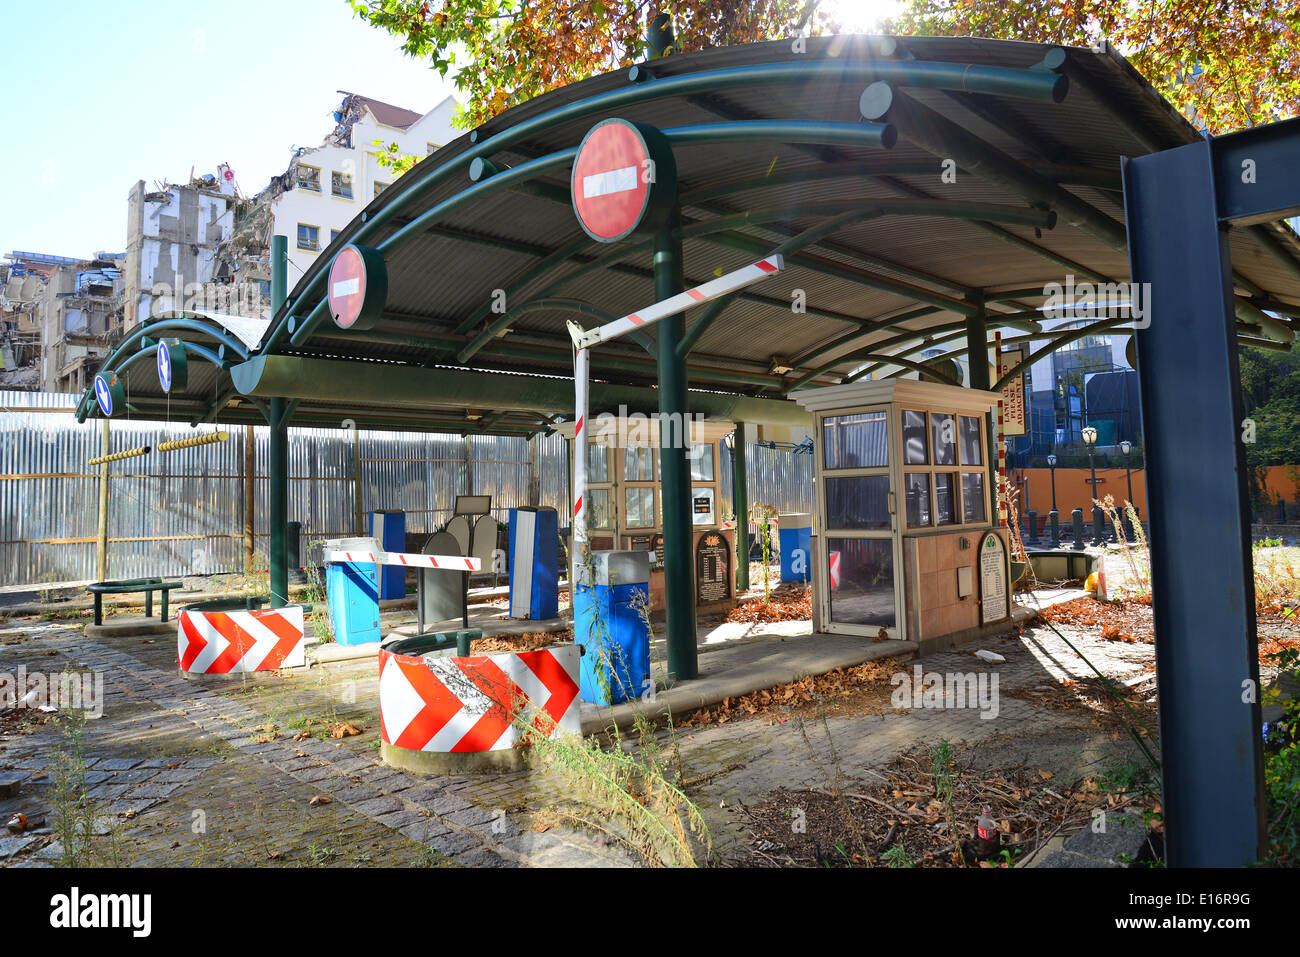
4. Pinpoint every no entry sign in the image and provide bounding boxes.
[328,244,388,331]
[571,119,676,243]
